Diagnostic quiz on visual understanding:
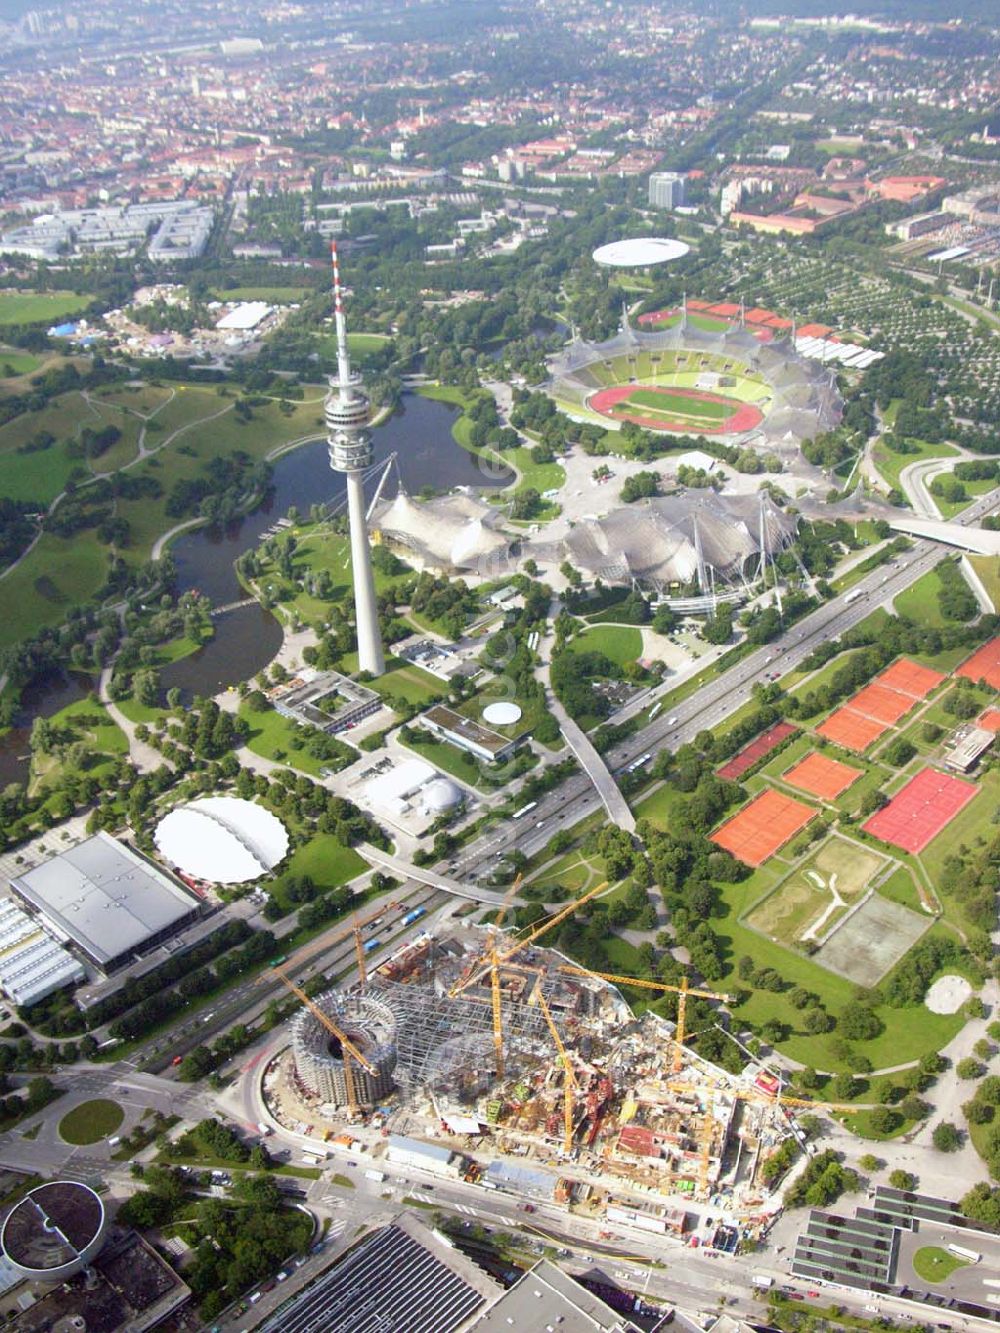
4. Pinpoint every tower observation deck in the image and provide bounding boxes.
[325,241,385,676]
